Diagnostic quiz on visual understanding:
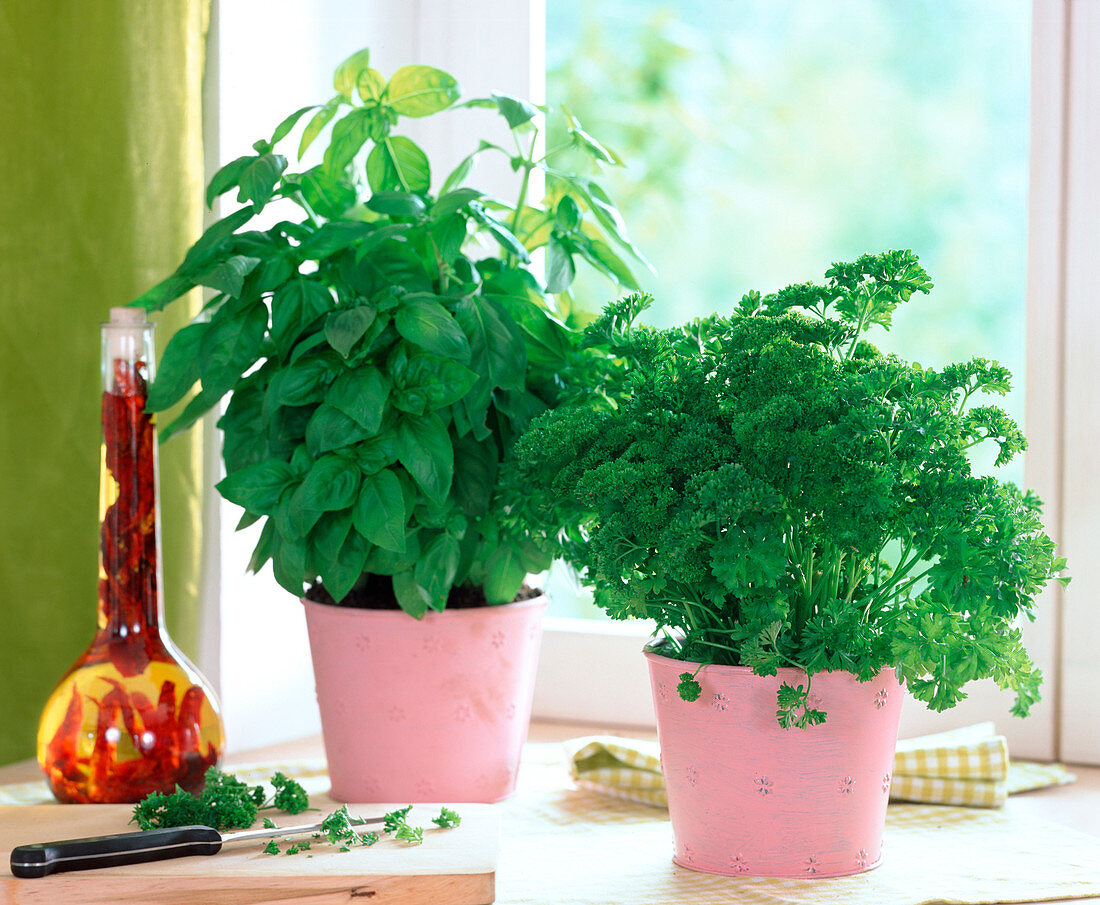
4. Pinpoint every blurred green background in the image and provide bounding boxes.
[544,0,1030,617]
